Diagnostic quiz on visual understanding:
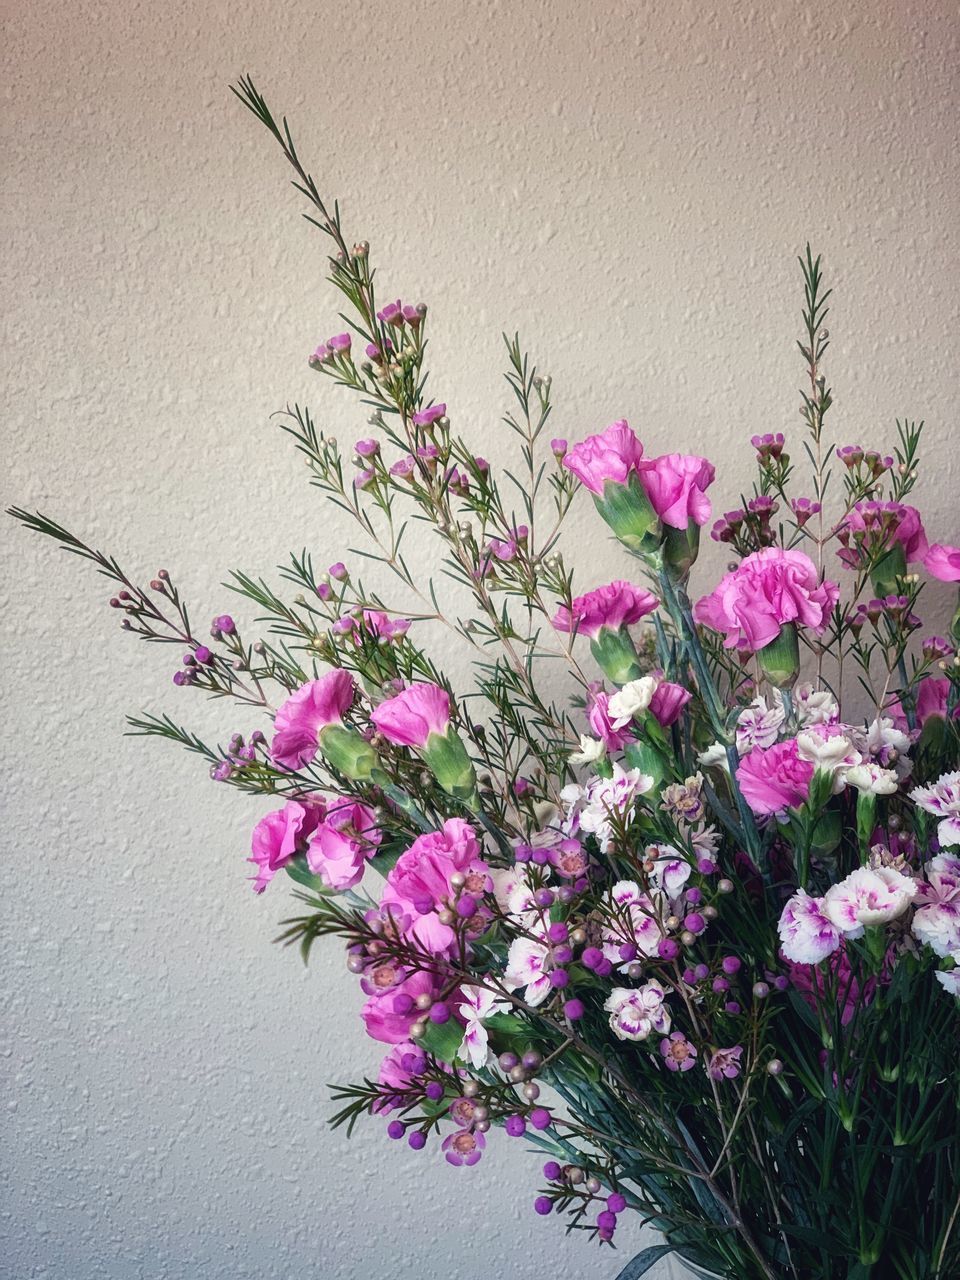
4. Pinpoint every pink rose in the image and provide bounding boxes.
[925,543,960,582]
[650,680,692,727]
[777,889,842,964]
[271,670,356,770]
[562,420,645,495]
[552,581,659,639]
[371,682,451,748]
[306,799,381,890]
[248,799,324,893]
[736,740,814,816]
[694,548,839,652]
[381,819,490,956]
[638,454,715,529]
